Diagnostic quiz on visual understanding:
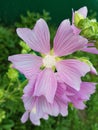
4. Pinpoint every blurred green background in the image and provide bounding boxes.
[0,0,98,25]
[0,0,98,130]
